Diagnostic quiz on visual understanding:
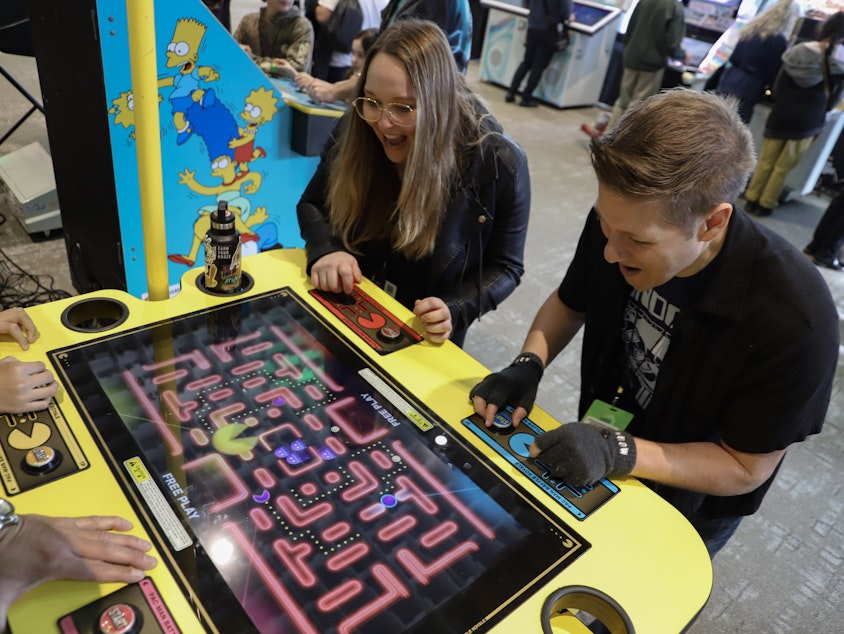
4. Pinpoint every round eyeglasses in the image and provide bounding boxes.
[352,97,416,127]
